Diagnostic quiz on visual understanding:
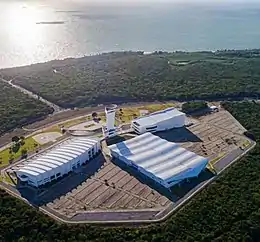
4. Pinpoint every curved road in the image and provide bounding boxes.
[0,76,64,114]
